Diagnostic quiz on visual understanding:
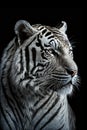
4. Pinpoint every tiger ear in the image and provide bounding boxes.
[58,21,67,33]
[15,20,37,45]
